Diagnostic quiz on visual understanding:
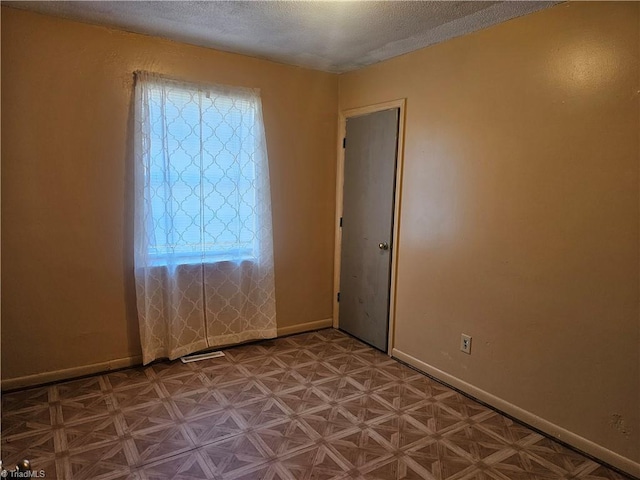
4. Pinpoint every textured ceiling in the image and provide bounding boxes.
[4,1,559,73]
